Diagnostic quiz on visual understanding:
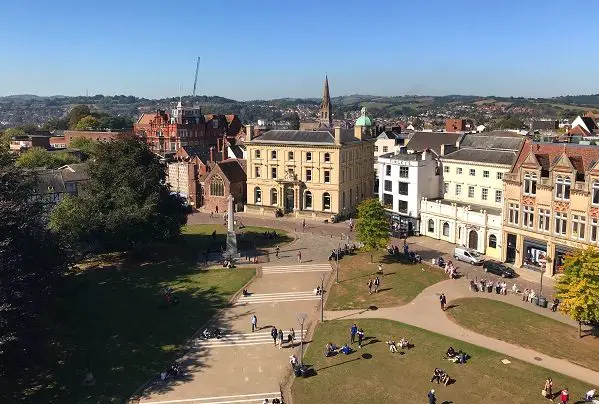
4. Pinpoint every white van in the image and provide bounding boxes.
[454,247,484,265]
